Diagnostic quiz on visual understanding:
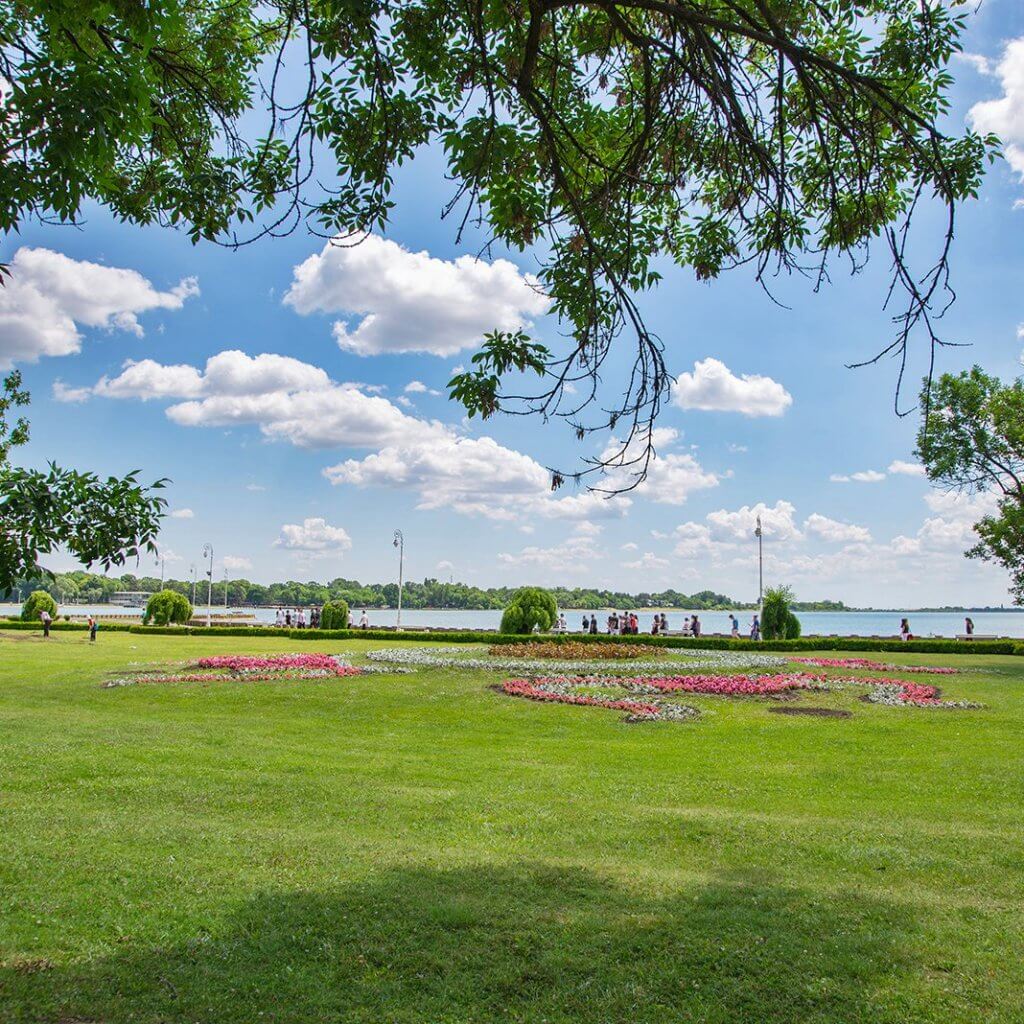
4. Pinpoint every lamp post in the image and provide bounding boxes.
[223,569,229,613]
[202,543,214,628]
[189,564,197,607]
[755,515,763,611]
[393,529,404,631]
[156,555,165,591]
